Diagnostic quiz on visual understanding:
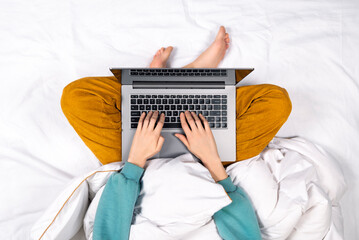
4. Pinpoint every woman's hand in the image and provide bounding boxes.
[128,111,165,168]
[175,111,228,182]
